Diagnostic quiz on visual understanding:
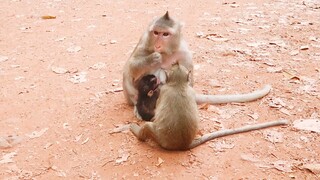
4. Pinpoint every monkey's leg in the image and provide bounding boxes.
[189,120,288,149]
[130,122,156,142]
